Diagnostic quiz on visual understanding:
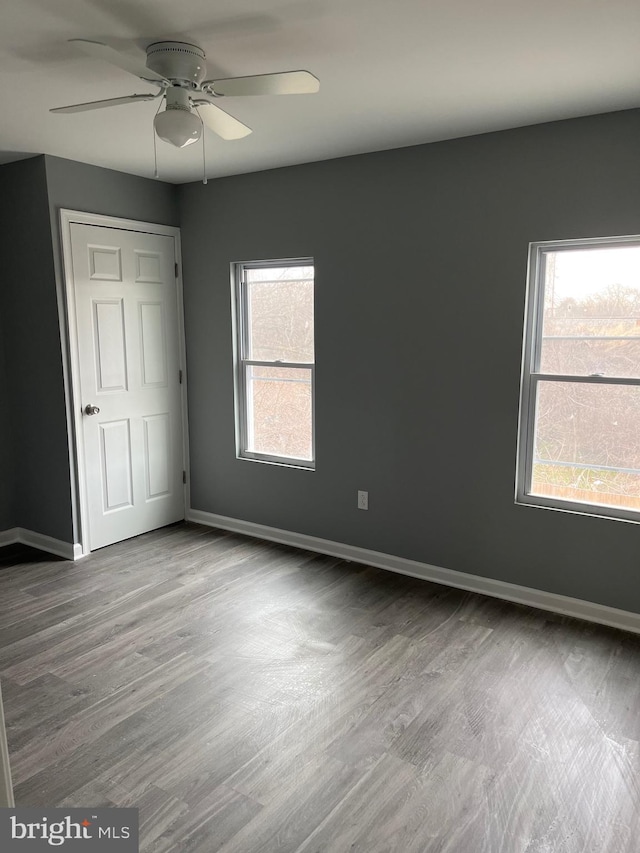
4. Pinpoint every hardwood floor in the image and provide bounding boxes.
[1,522,639,852]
